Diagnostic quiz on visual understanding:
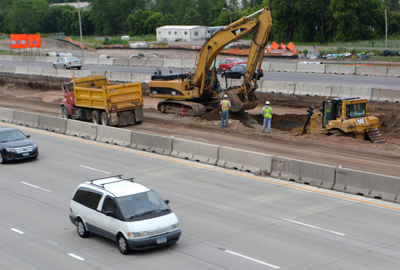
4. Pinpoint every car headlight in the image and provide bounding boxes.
[127,231,149,238]
[5,148,16,153]
[167,222,179,231]
[33,144,38,149]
